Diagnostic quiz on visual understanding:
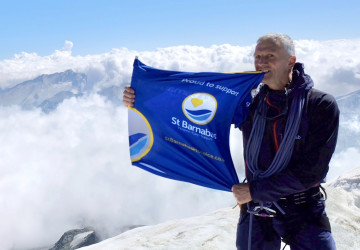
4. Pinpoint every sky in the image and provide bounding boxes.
[1,1,360,249]
[1,0,360,60]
